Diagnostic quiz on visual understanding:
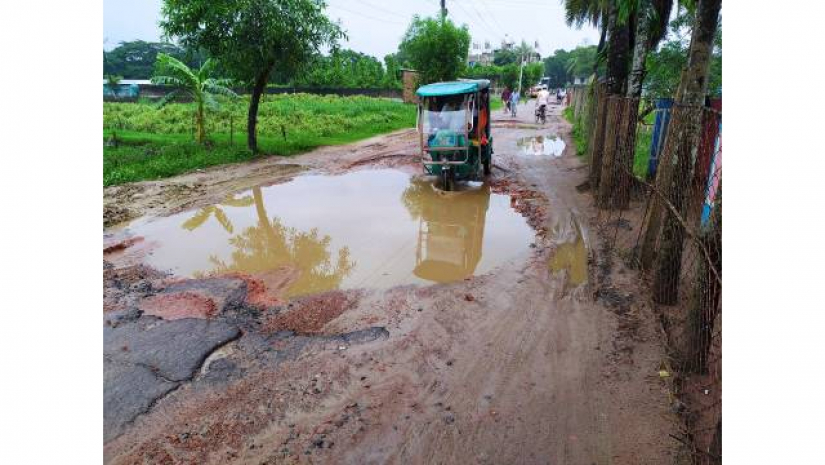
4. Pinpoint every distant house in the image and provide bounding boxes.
[468,51,494,67]
[103,79,167,99]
